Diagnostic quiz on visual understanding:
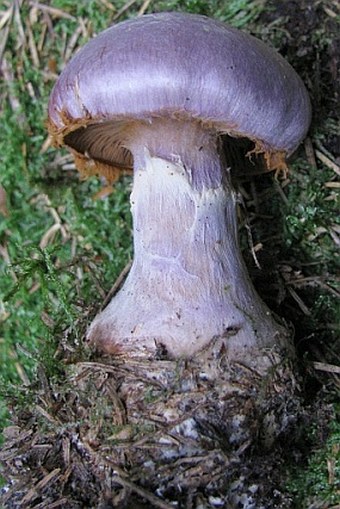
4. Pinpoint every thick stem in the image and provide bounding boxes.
[88,120,289,363]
